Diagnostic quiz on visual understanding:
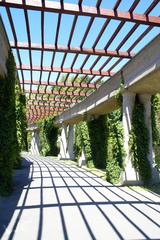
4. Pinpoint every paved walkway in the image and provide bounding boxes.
[0,154,160,240]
